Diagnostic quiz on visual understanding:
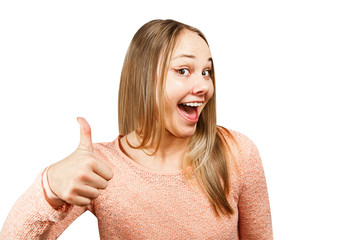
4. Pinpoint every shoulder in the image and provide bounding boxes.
[217,126,263,177]
[93,138,118,155]
[91,136,122,167]
[217,126,260,157]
